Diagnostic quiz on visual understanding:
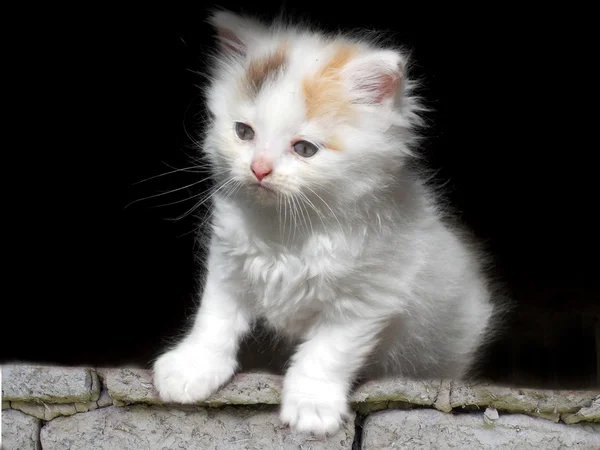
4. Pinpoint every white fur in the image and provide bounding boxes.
[153,11,499,438]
